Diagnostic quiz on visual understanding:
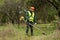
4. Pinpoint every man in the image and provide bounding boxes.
[25,6,36,36]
